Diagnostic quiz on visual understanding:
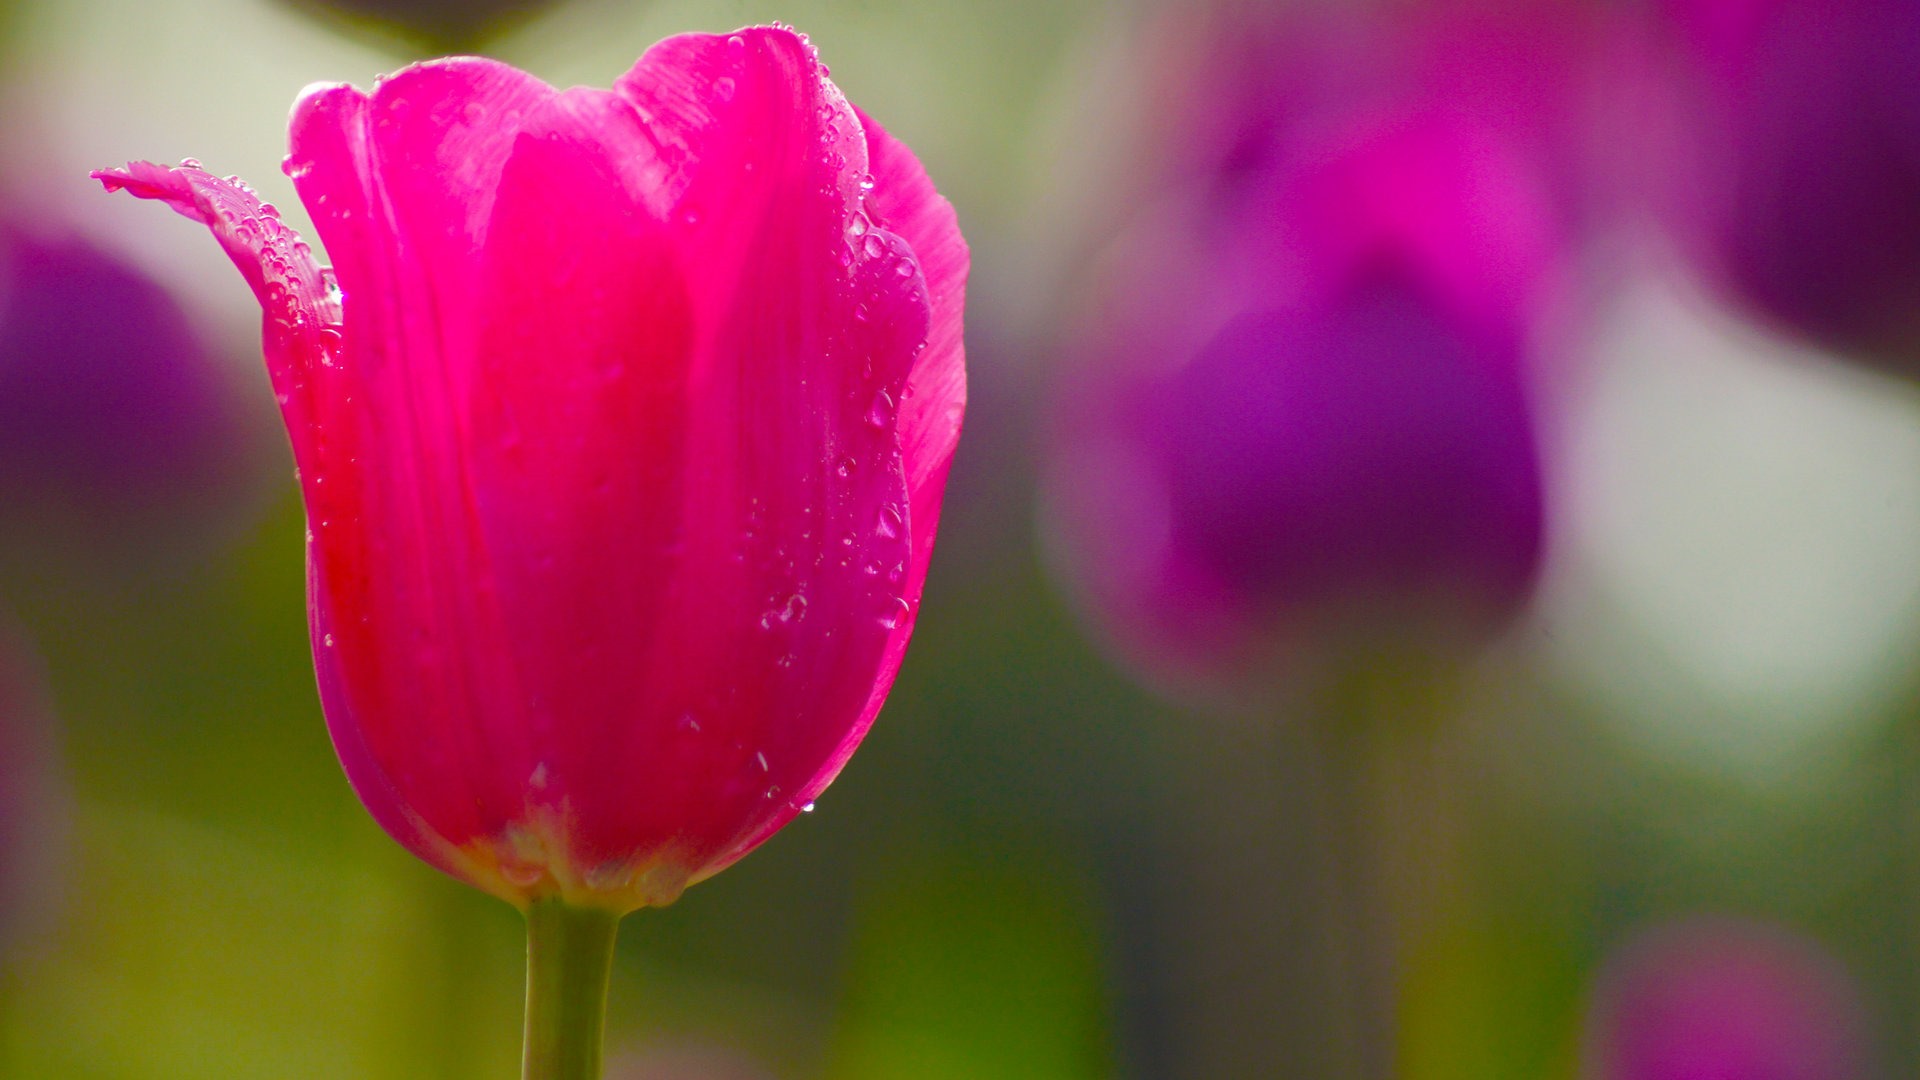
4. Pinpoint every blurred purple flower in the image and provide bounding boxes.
[1047,114,1554,692]
[1043,2,1605,695]
[1584,917,1872,1080]
[0,223,258,575]
[1653,0,1920,365]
